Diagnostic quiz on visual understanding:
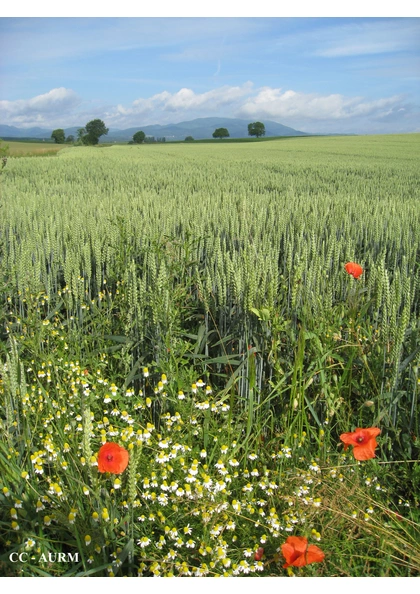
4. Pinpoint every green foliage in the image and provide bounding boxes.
[75,128,86,146]
[212,127,230,139]
[0,139,10,157]
[51,129,65,144]
[185,136,194,142]
[66,135,75,143]
[248,122,265,138]
[132,131,145,144]
[83,119,109,146]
